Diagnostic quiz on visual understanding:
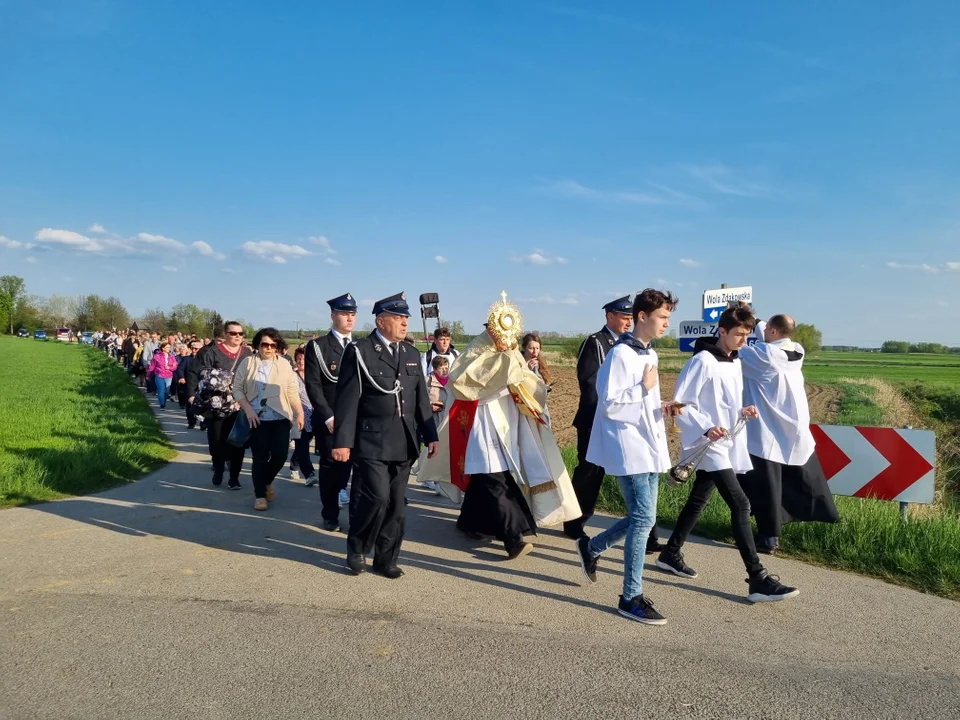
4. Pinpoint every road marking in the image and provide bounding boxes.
[32,580,73,593]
